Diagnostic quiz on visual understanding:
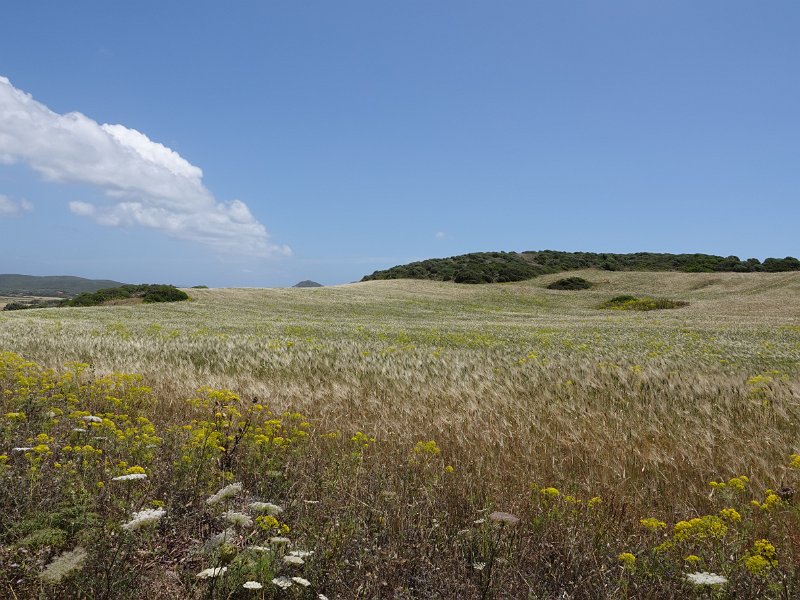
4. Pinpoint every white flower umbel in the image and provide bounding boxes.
[272,576,293,589]
[249,501,283,515]
[121,507,166,531]
[283,555,305,566]
[206,482,243,506]
[685,571,729,586]
[289,550,314,558]
[82,415,102,423]
[40,547,88,583]
[196,566,227,579]
[292,577,311,587]
[270,536,291,545]
[204,528,235,553]
[12,447,33,452]
[223,510,253,528]
[243,580,263,589]
[112,473,148,481]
